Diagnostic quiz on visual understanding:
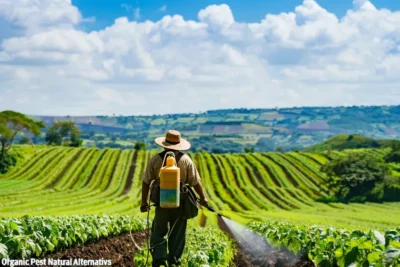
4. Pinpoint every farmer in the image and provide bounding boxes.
[140,130,208,267]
